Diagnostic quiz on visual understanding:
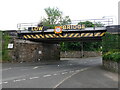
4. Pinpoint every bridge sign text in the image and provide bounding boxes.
[62,25,85,30]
